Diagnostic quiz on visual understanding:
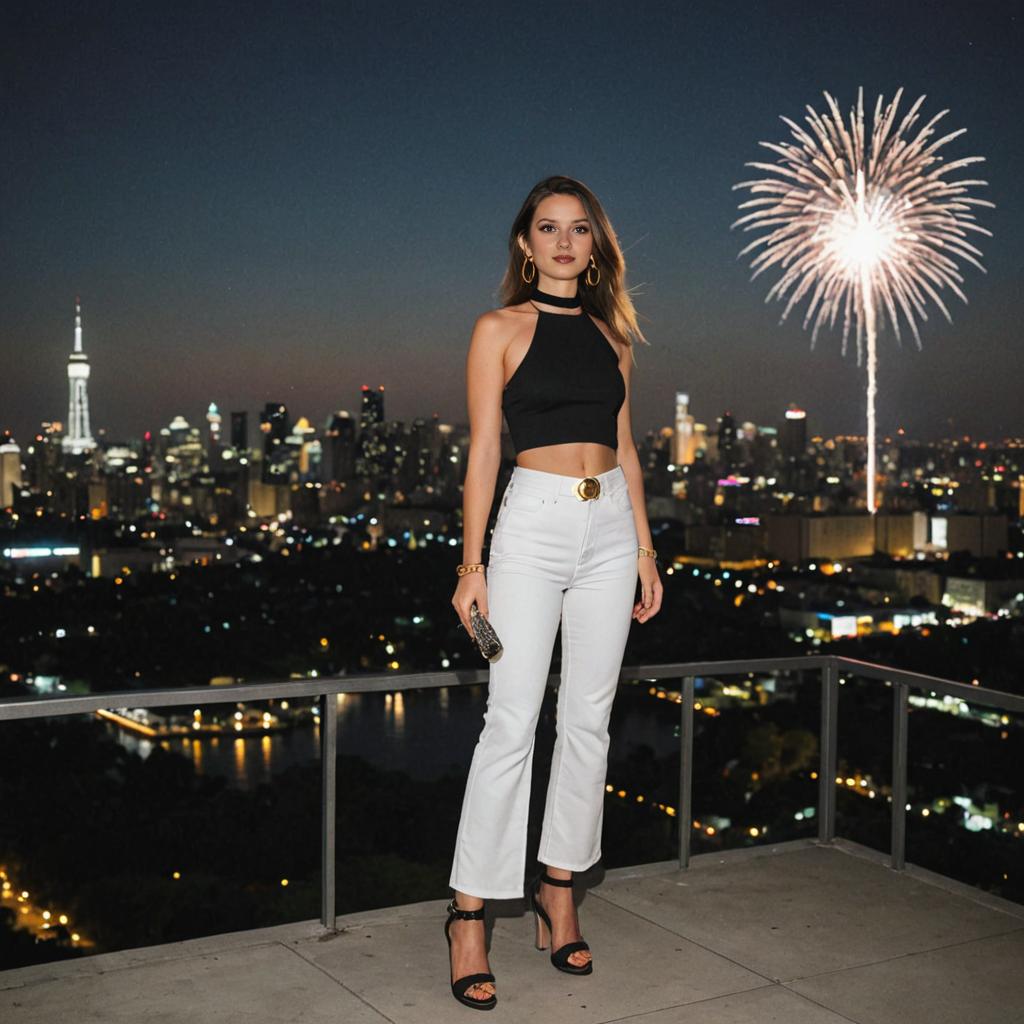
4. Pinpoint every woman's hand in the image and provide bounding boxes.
[452,571,489,638]
[633,557,662,623]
